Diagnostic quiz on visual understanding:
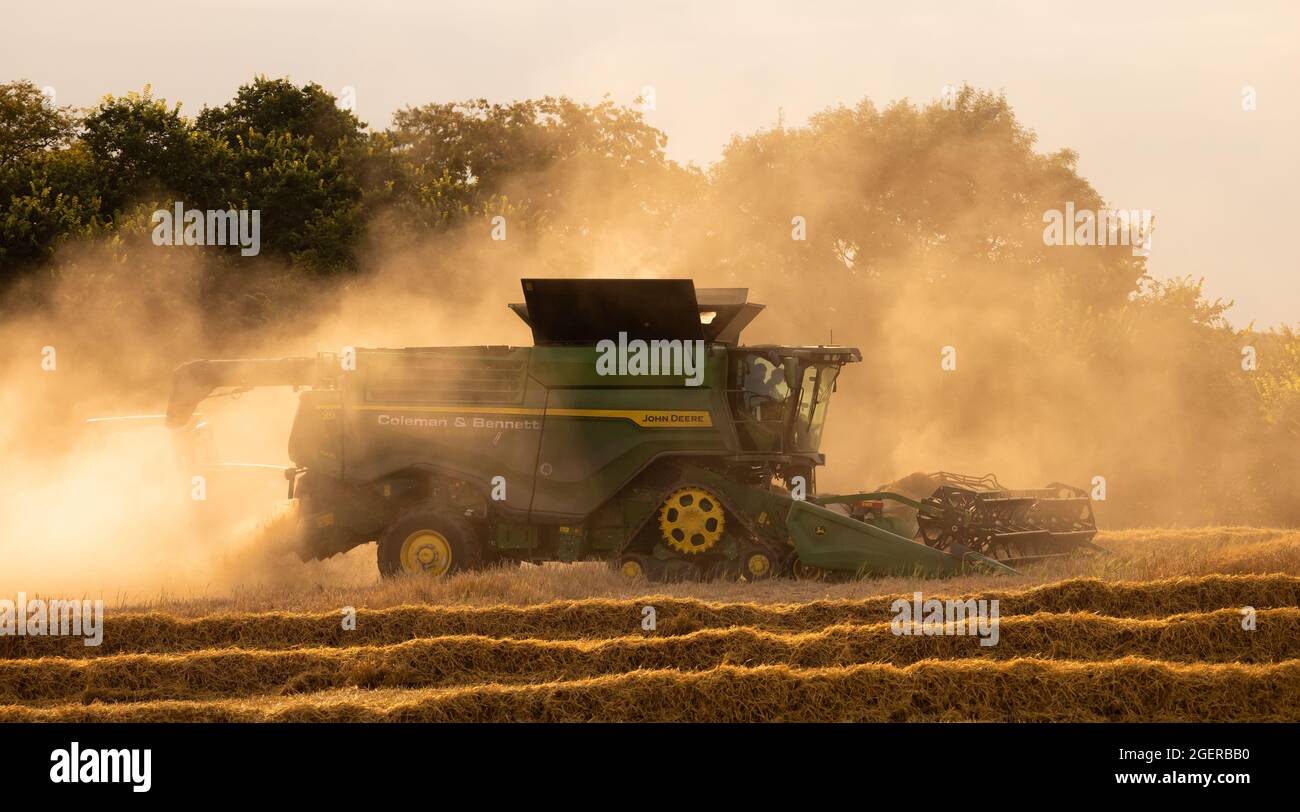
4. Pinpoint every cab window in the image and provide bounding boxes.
[731,353,792,451]
[792,364,838,451]
[742,356,790,419]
